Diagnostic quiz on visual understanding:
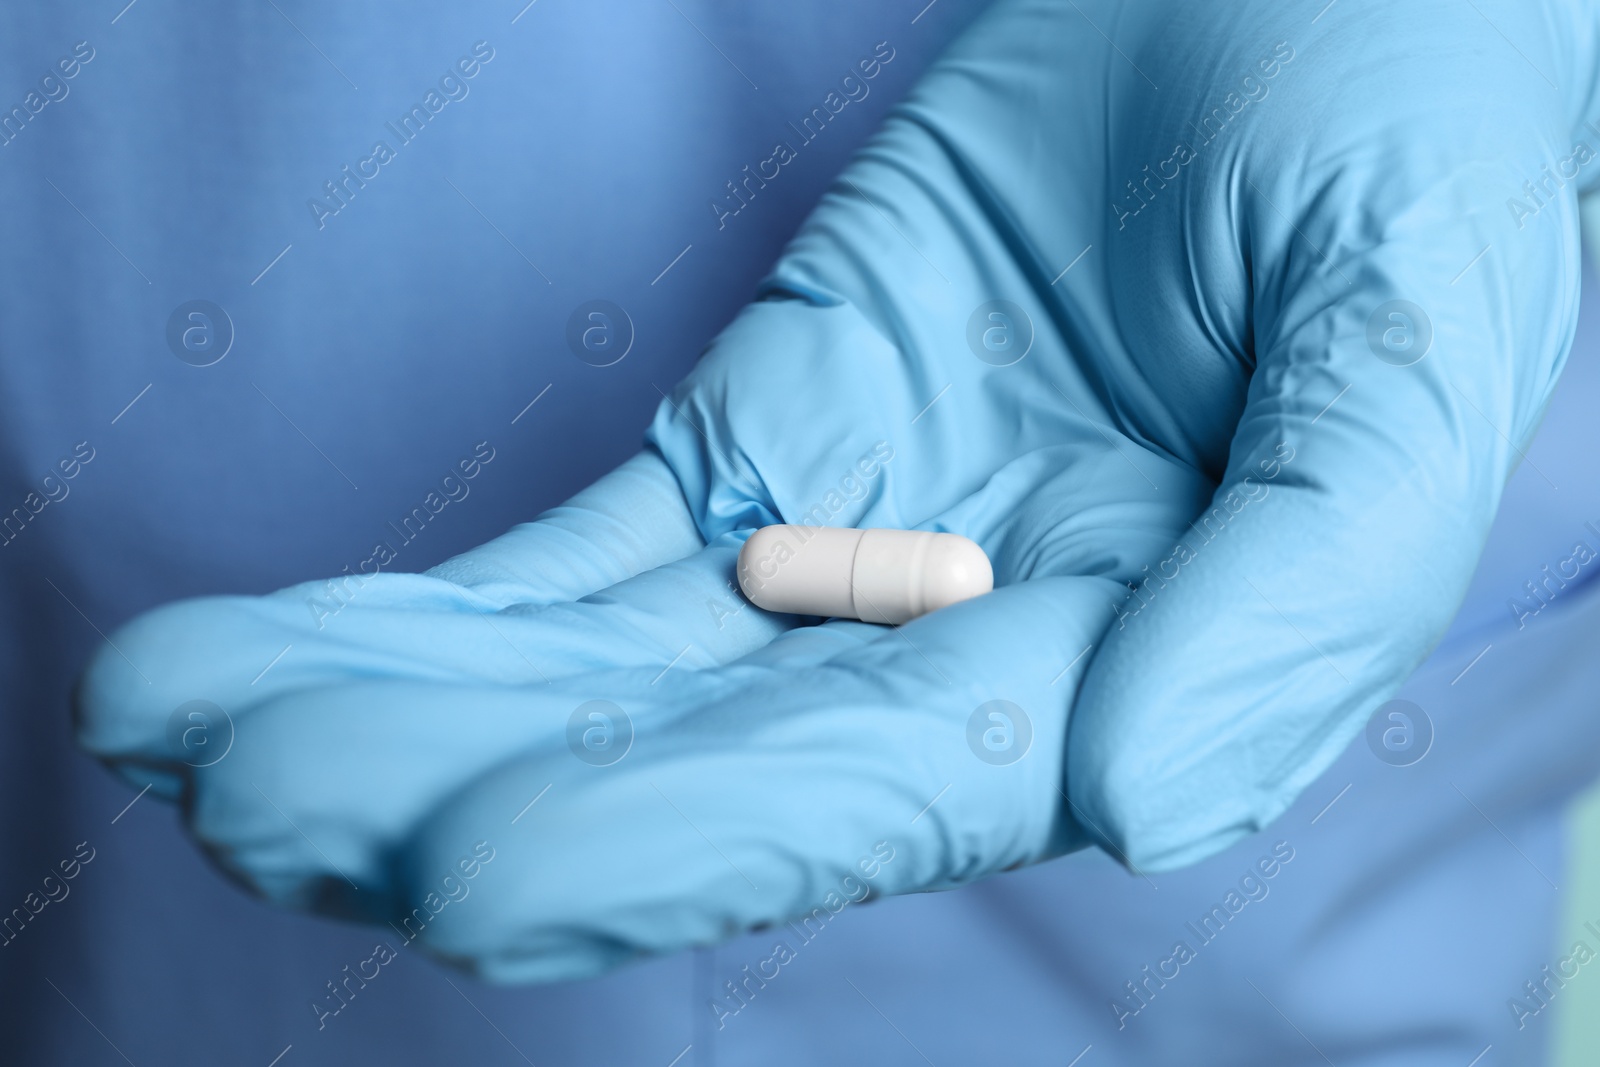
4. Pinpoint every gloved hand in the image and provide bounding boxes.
[77,0,1596,981]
